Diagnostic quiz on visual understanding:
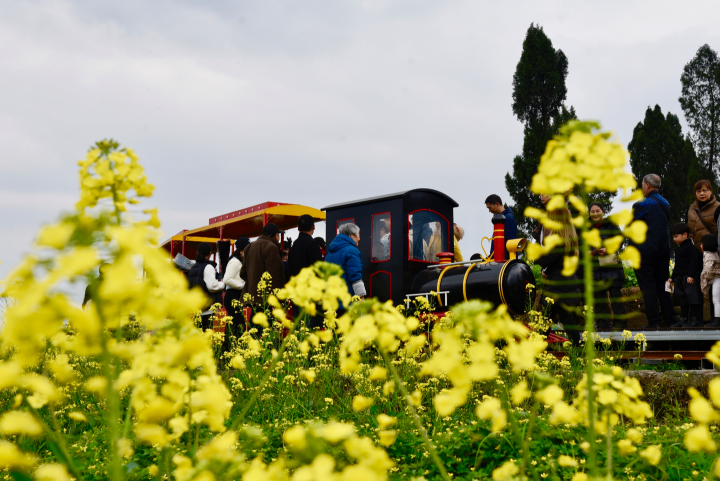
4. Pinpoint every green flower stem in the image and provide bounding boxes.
[606,424,613,480]
[88,274,123,481]
[379,348,452,481]
[473,431,500,470]
[581,190,598,475]
[101,330,122,481]
[28,403,84,481]
[231,313,302,430]
[501,384,539,481]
